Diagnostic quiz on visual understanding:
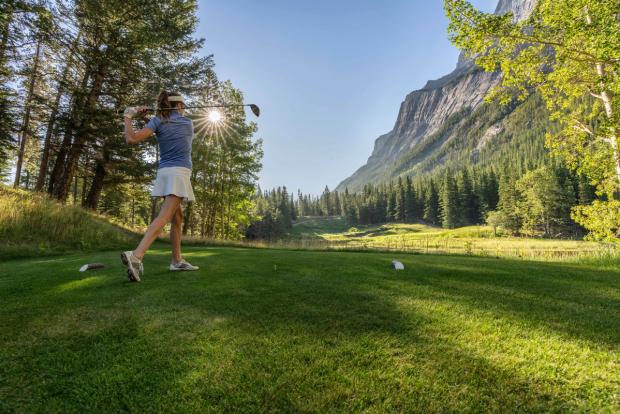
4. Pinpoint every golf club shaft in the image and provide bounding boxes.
[119,104,257,114]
